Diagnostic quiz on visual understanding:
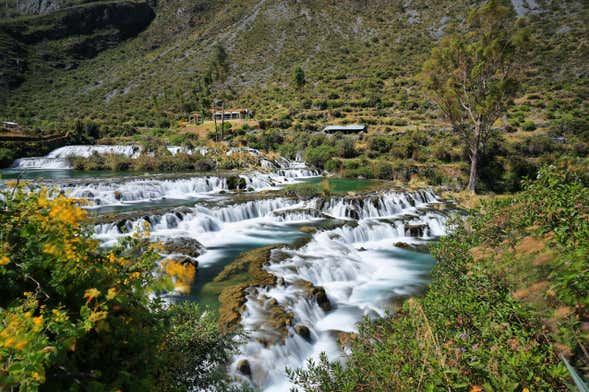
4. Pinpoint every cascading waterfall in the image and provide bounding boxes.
[90,188,448,391]
[9,145,316,174]
[5,141,452,391]
[11,145,142,169]
[56,171,315,207]
[228,191,448,391]
[63,176,228,206]
[47,145,141,159]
